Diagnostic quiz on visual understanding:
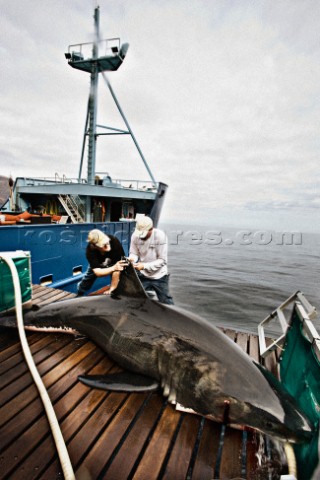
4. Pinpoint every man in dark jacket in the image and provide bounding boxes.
[77,229,127,296]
